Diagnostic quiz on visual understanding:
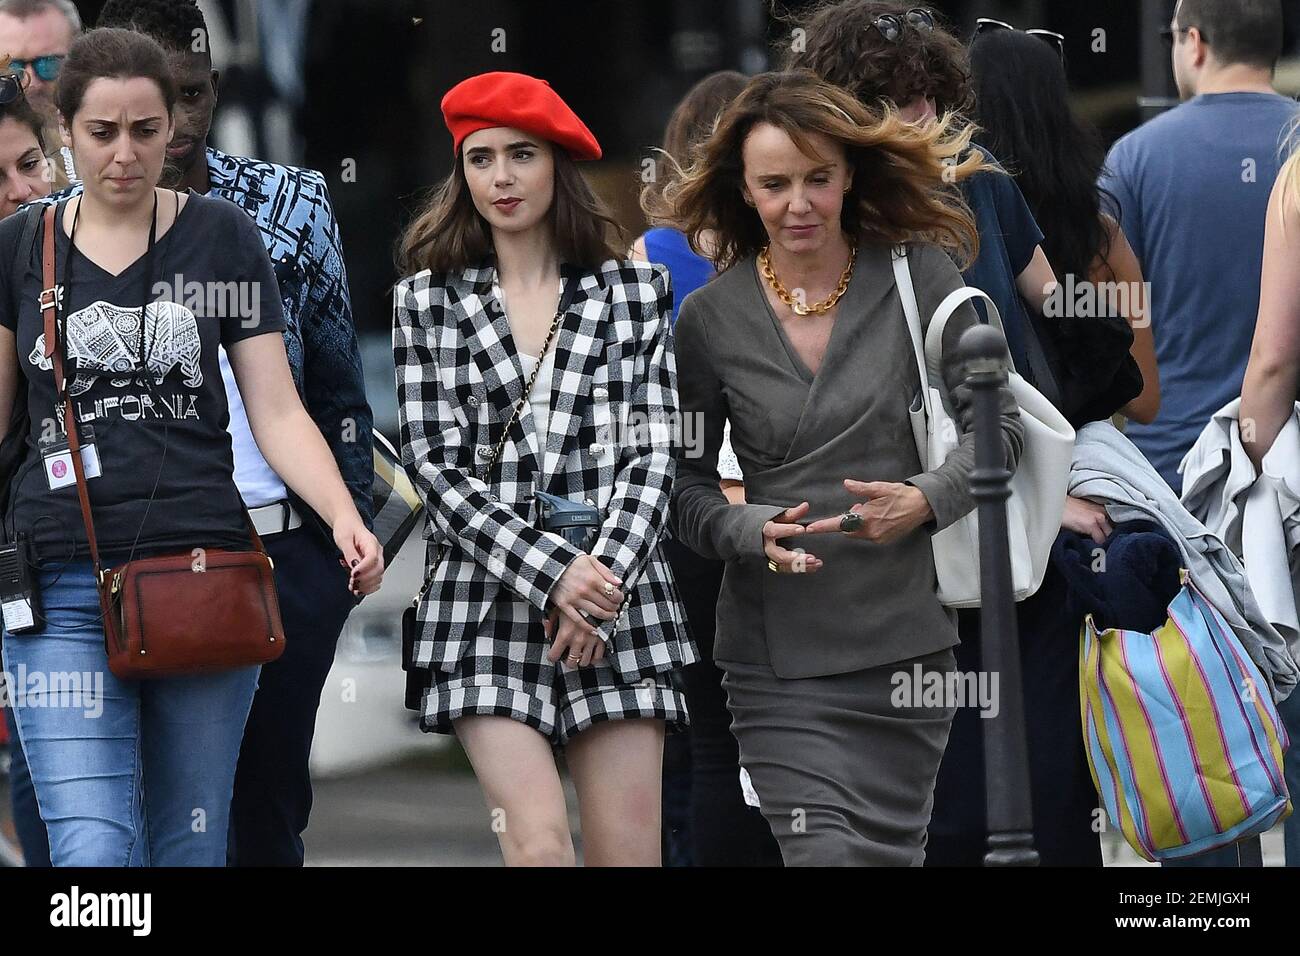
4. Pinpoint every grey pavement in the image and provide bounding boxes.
[302,752,1287,867]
